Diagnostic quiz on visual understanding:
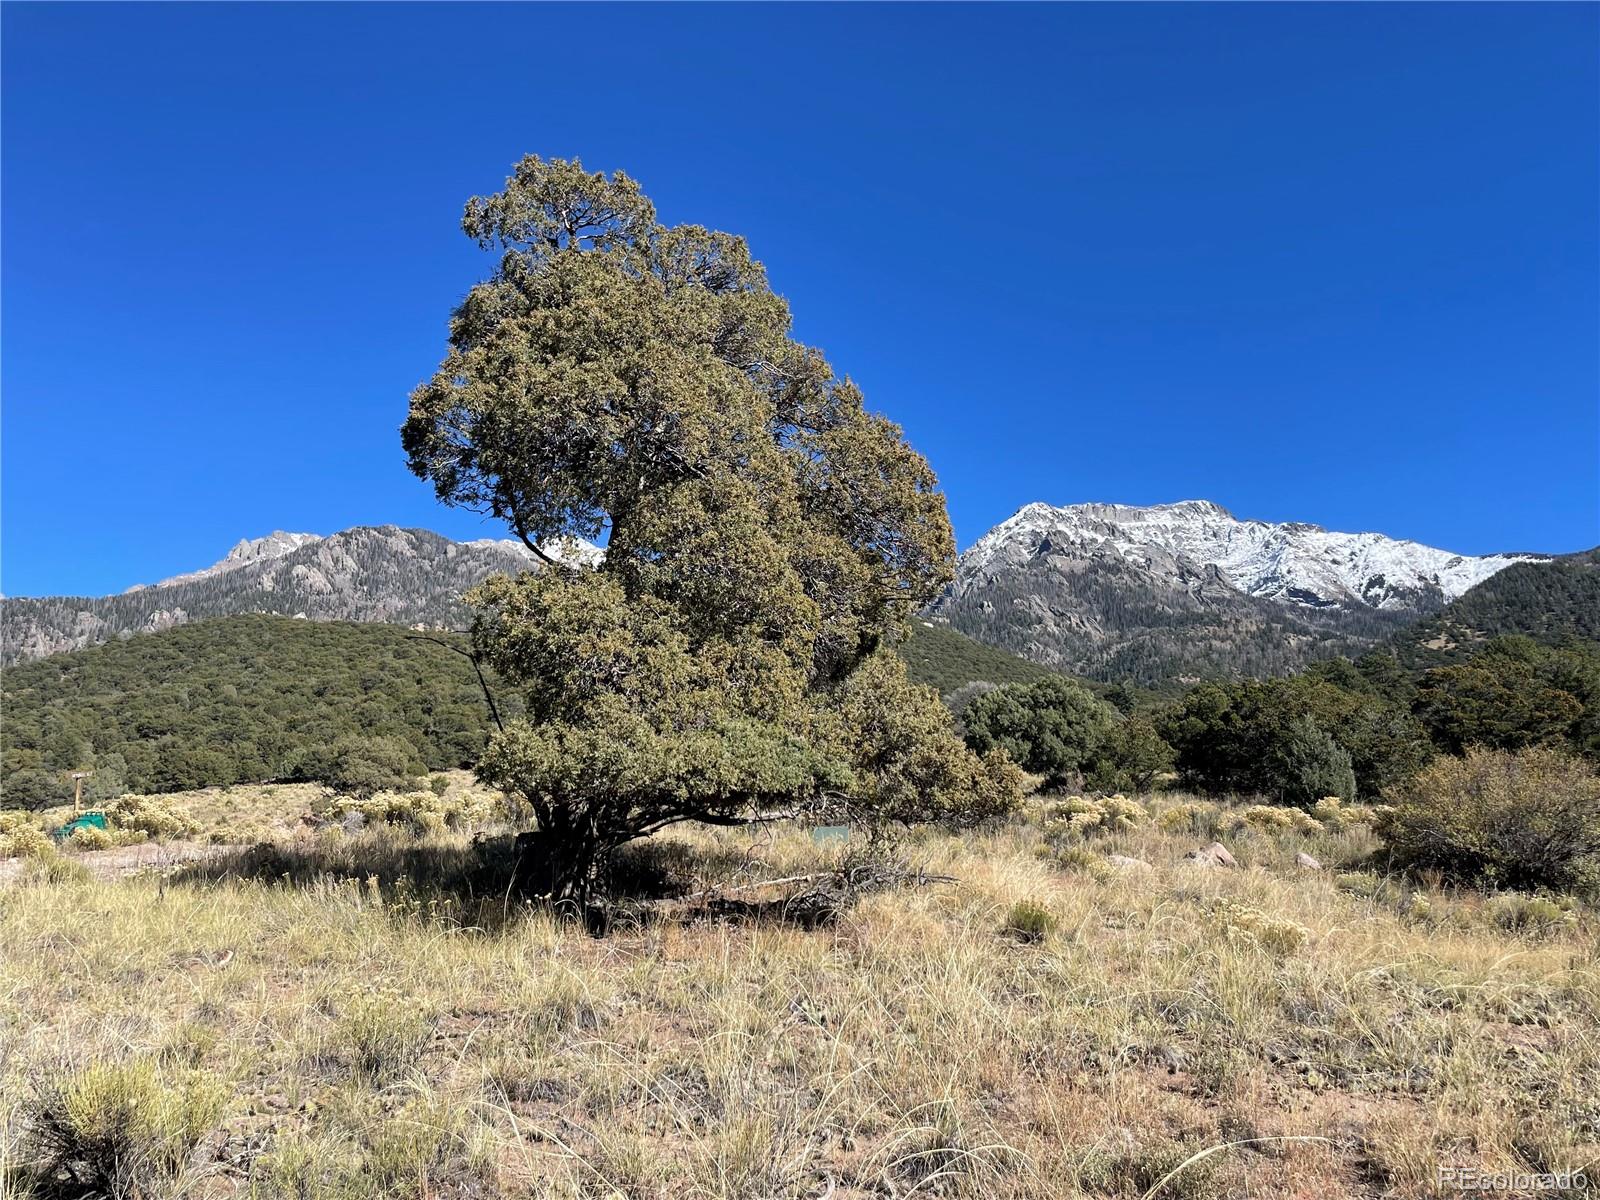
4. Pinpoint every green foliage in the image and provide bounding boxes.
[1159,676,1431,804]
[1413,636,1597,756]
[1273,714,1357,808]
[963,677,1122,789]
[898,620,1059,694]
[24,1059,226,1197]
[822,654,1024,827]
[287,735,425,800]
[0,615,508,806]
[1381,746,1600,893]
[402,156,1017,897]
[1001,899,1057,943]
[1394,550,1600,669]
[1090,713,1176,792]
